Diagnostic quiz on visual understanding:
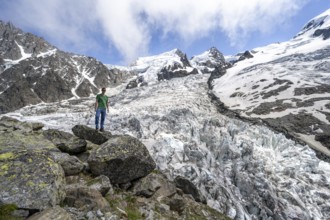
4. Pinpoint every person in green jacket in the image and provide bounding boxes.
[95,87,109,132]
